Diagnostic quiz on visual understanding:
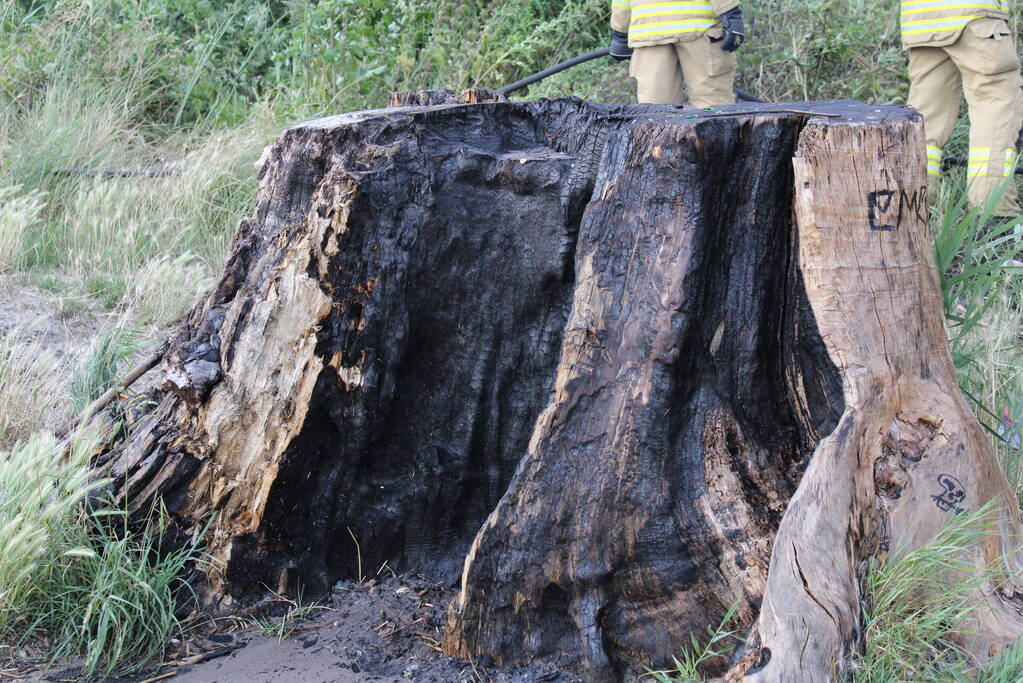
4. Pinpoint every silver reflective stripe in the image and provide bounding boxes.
[927,146,943,176]
[968,147,991,177]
